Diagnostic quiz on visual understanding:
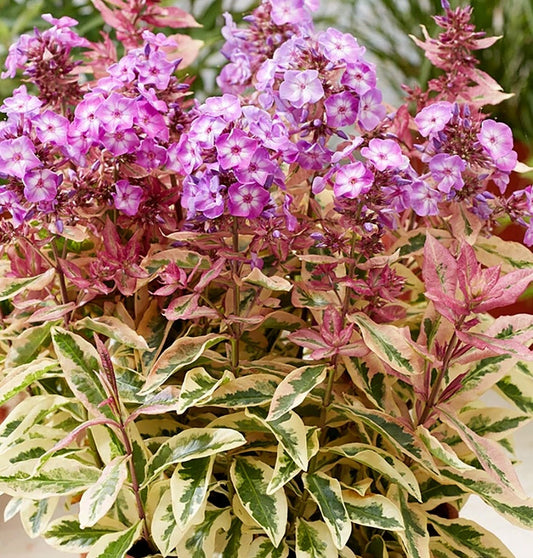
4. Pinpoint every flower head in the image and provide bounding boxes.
[23,168,61,203]
[414,102,453,137]
[279,70,324,109]
[228,183,270,218]
[112,180,143,216]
